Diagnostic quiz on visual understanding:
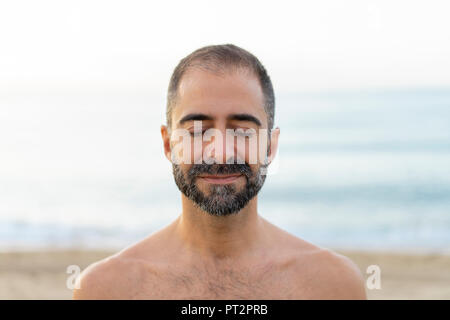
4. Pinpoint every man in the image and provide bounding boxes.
[73,44,366,299]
